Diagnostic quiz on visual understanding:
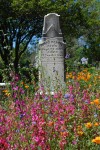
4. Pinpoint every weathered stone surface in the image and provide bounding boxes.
[39,13,66,90]
[42,13,62,38]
